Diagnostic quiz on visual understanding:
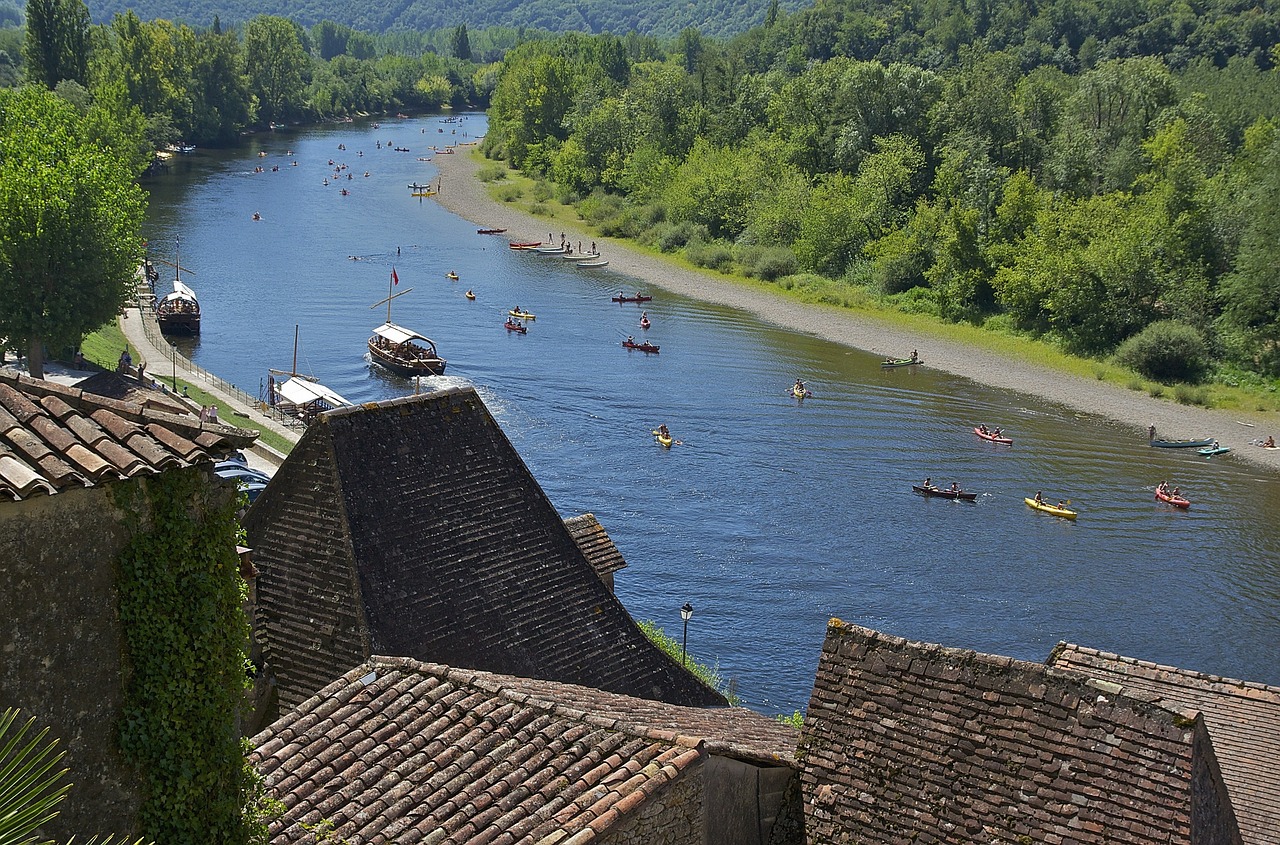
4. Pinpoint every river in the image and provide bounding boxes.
[142,113,1280,715]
